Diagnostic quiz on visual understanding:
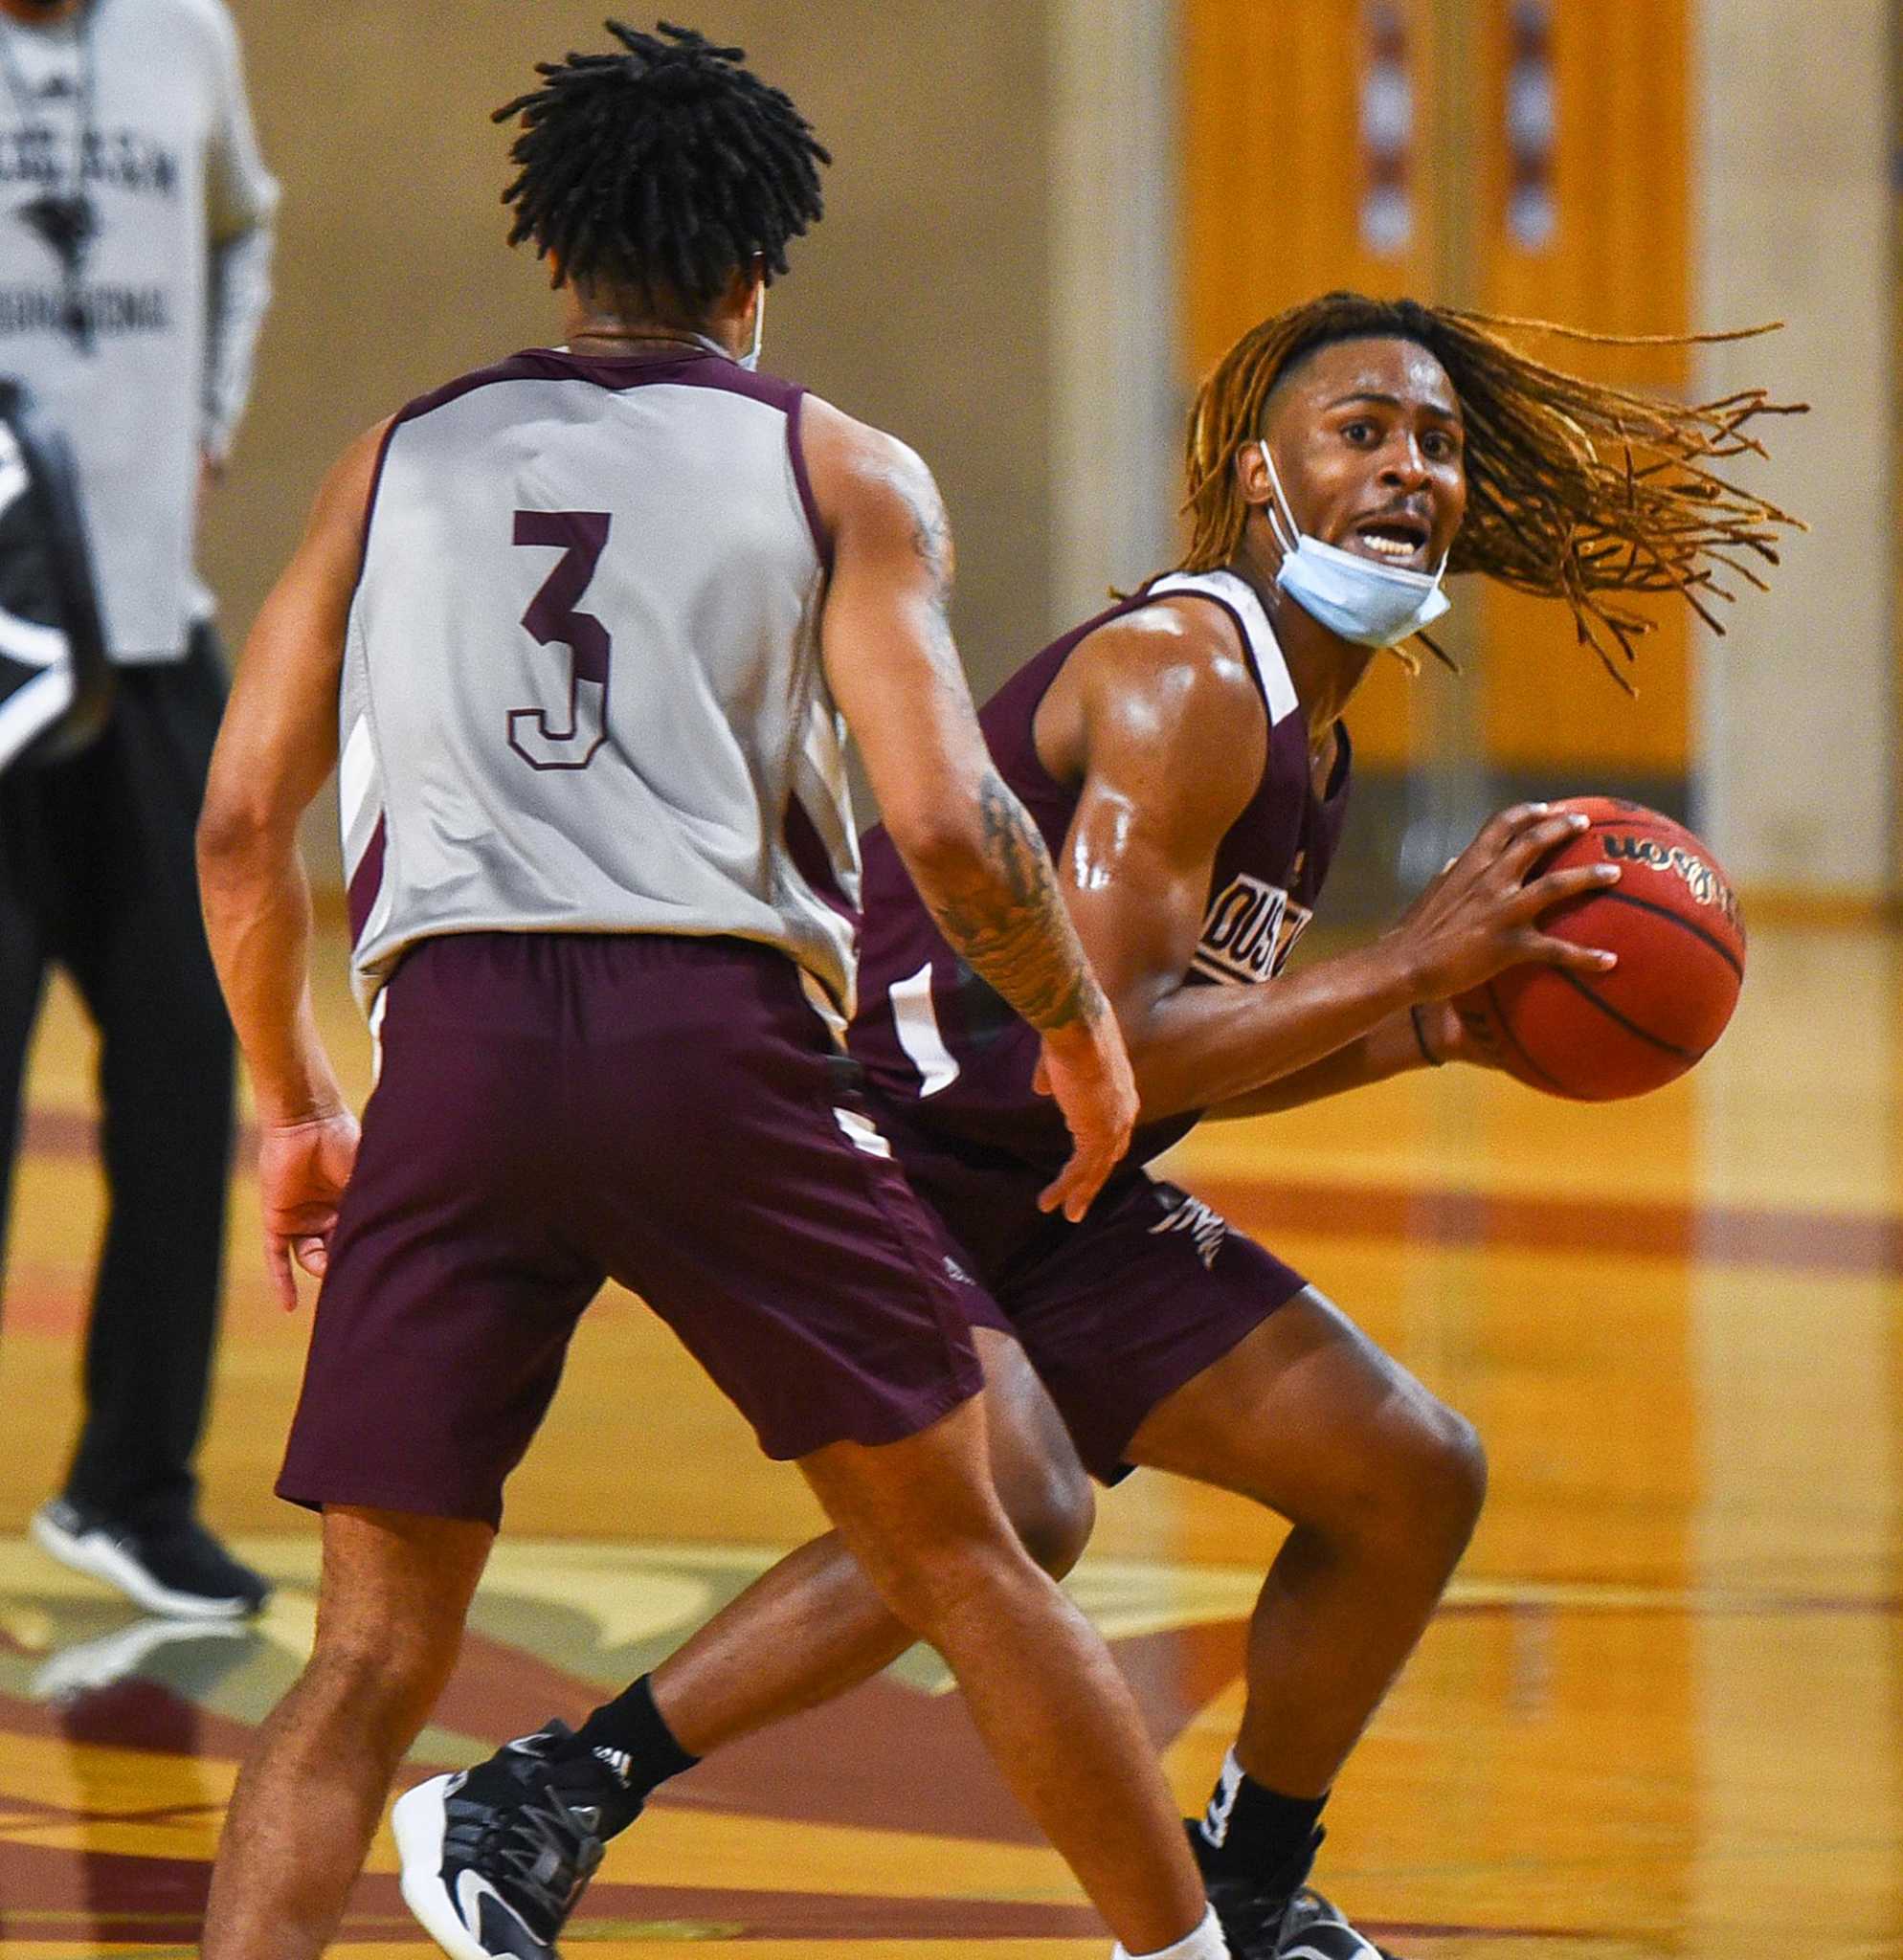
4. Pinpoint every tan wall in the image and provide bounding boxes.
[212,2,1057,880]
[1692,0,1892,895]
